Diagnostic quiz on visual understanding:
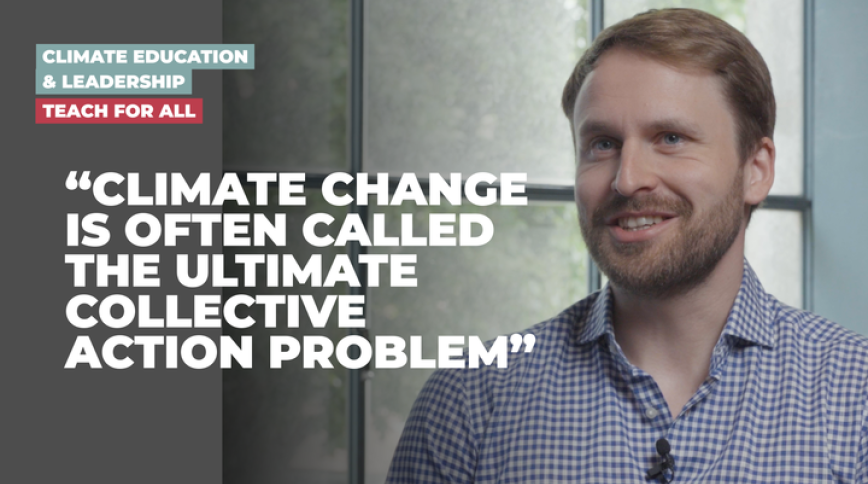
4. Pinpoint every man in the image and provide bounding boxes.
[387,8,867,483]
